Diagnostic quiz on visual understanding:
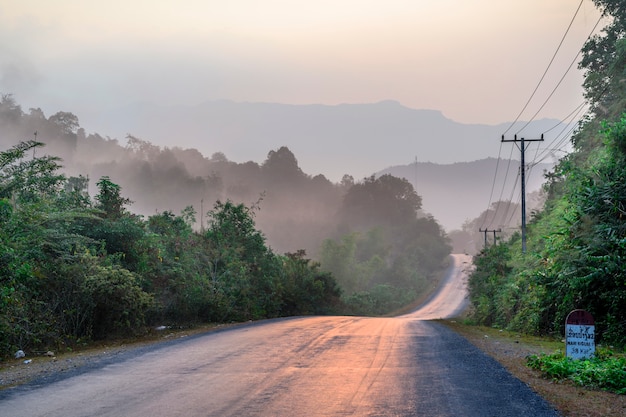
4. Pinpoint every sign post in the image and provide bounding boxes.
[565,309,595,359]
